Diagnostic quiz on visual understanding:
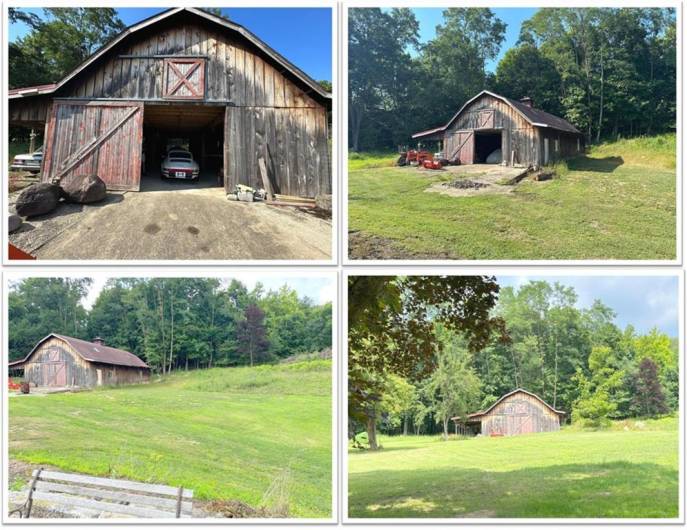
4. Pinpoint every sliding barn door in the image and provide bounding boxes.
[42,100,144,191]
[224,105,330,198]
[446,130,474,165]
